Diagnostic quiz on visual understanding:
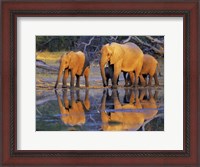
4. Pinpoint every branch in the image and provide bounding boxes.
[110,36,118,41]
[133,36,164,55]
[142,113,164,131]
[102,37,111,43]
[122,36,132,43]
[82,36,95,53]
[36,107,42,115]
[36,60,58,71]
[146,36,164,45]
[37,37,58,46]
[36,95,57,105]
